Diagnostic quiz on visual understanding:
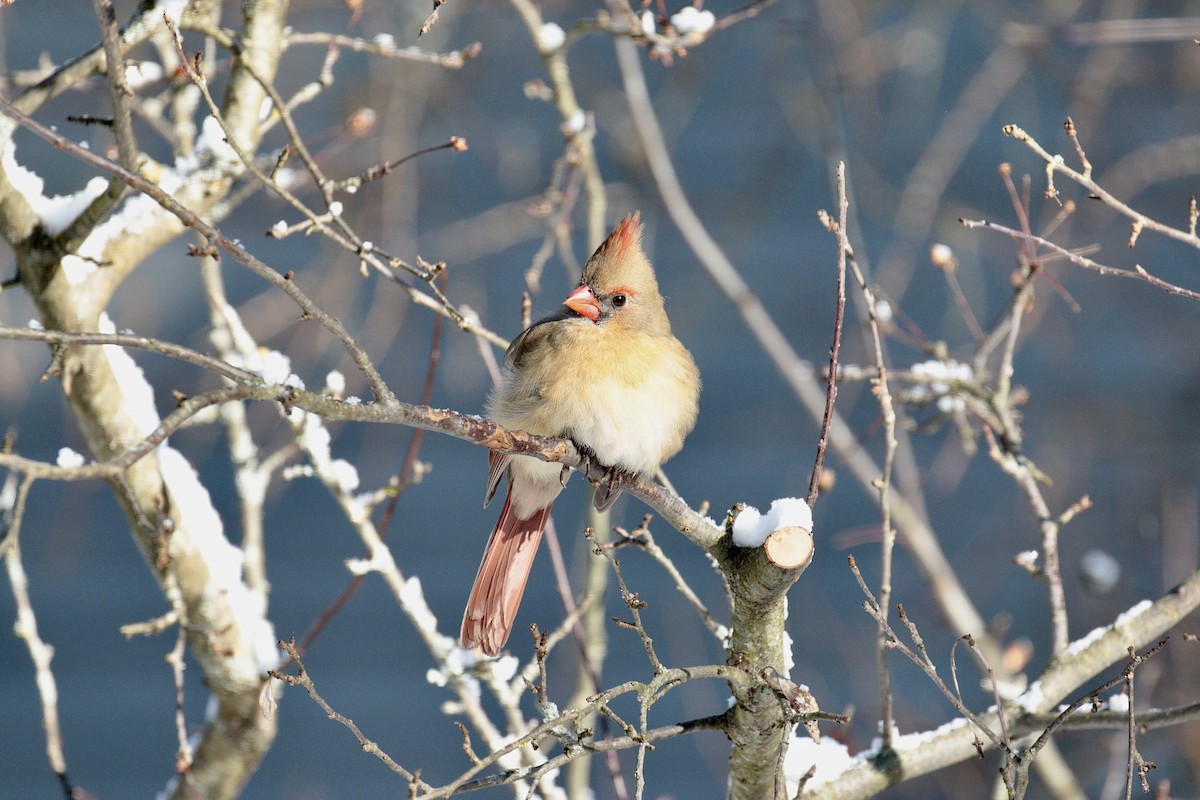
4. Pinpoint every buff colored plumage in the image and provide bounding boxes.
[460,213,700,655]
